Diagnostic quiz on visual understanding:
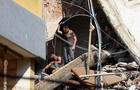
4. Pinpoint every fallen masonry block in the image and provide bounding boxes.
[72,67,127,87]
